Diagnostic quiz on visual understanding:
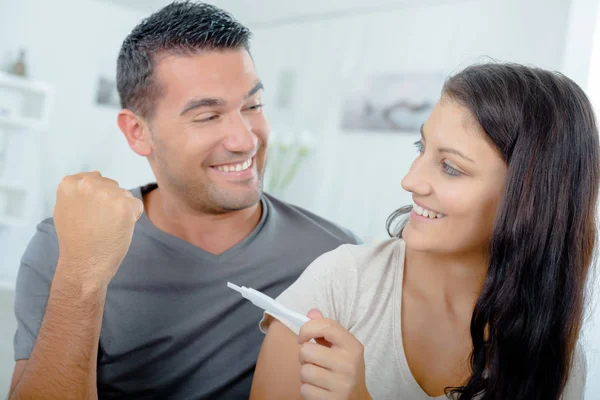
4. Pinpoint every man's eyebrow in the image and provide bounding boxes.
[179,81,264,116]
[245,81,264,99]
[180,98,226,116]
